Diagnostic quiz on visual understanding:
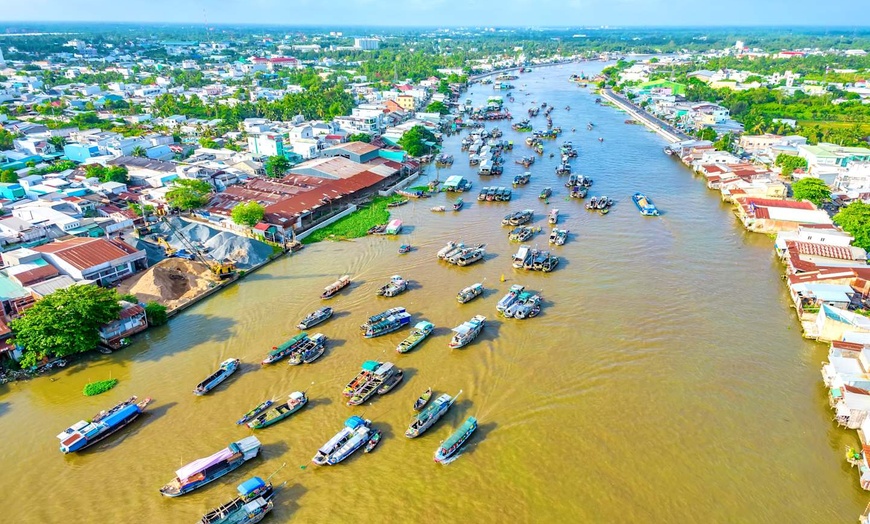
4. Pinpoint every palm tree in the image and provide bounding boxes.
[131,146,147,158]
